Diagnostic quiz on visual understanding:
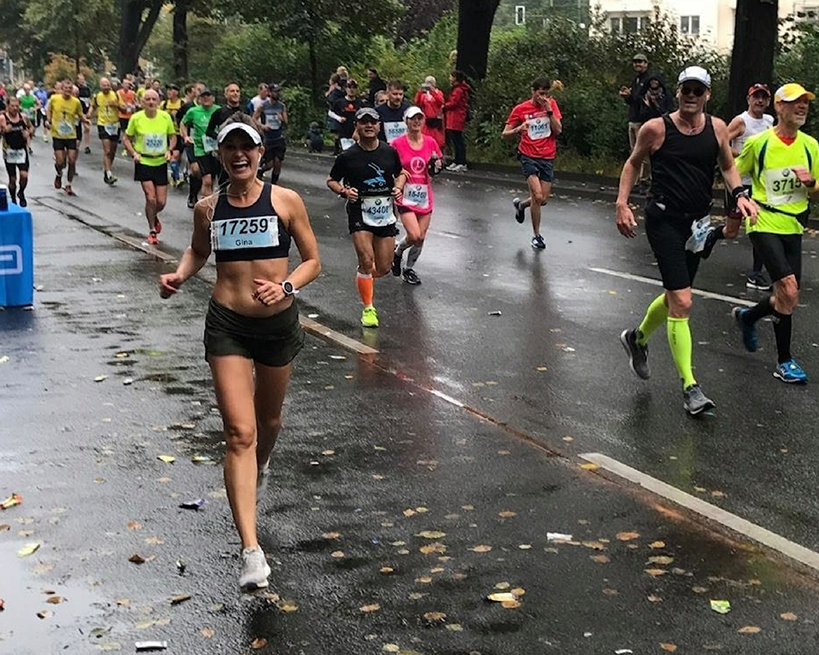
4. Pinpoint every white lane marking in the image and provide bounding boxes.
[429,230,463,240]
[589,267,756,307]
[580,452,819,573]
[300,317,378,355]
[428,388,465,408]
